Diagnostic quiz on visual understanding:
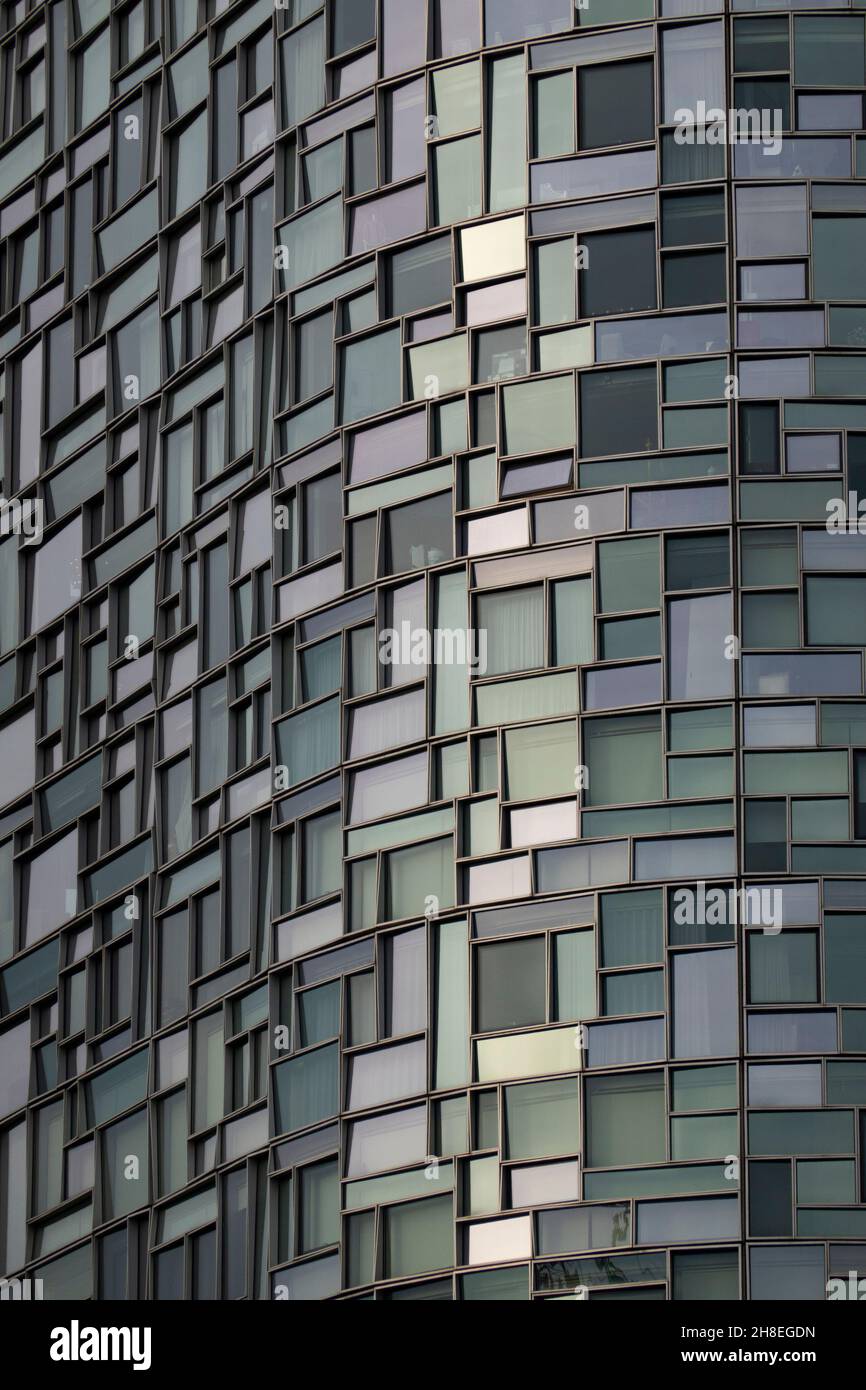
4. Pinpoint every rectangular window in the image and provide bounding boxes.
[585,1071,665,1167]
[581,367,658,458]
